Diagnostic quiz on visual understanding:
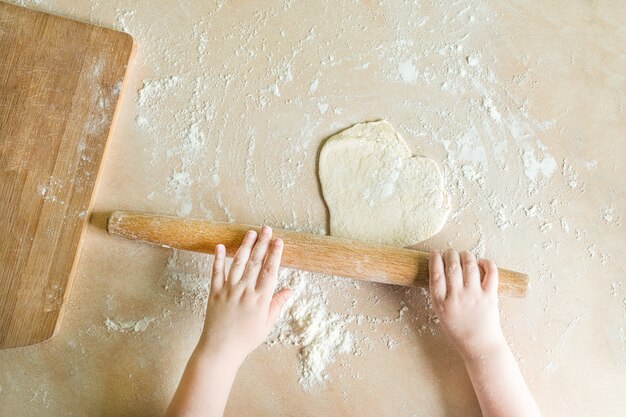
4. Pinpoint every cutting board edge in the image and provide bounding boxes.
[0,1,136,44]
